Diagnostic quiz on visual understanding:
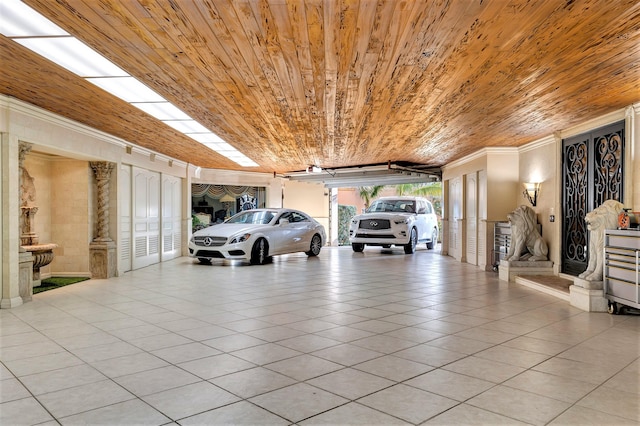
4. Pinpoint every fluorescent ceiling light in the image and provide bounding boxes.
[1,0,258,168]
[234,158,259,167]
[202,142,235,151]
[87,77,165,102]
[16,38,128,77]
[163,120,211,134]
[0,0,68,36]
[132,102,192,120]
[186,133,226,143]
